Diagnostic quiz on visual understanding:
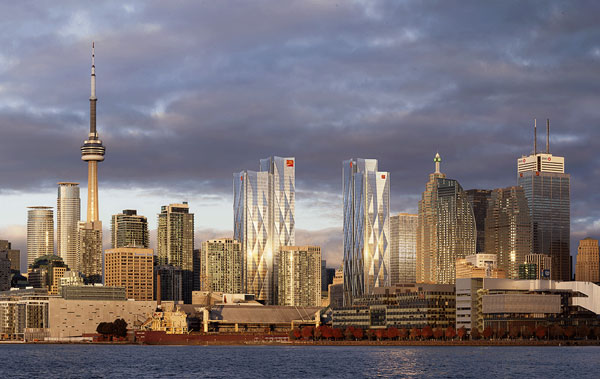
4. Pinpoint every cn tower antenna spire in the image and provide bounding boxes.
[90,42,96,102]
